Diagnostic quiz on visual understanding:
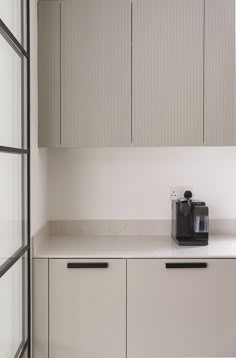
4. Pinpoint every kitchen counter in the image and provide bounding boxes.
[33,234,236,259]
